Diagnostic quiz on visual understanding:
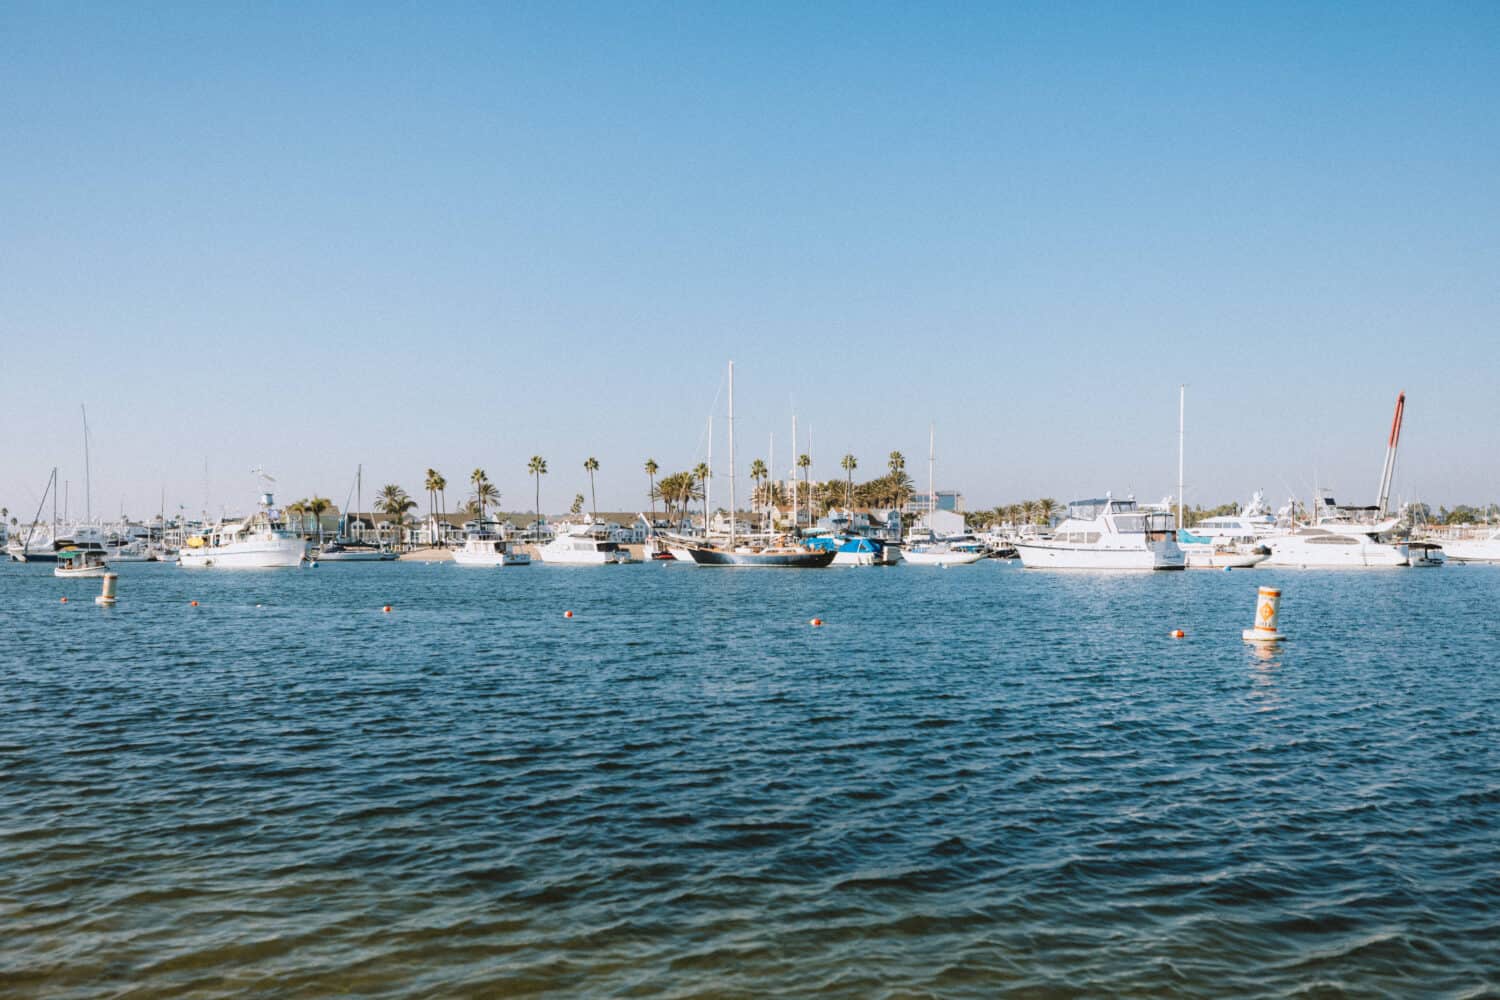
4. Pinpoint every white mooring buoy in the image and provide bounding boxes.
[1242,586,1283,642]
[95,572,119,606]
